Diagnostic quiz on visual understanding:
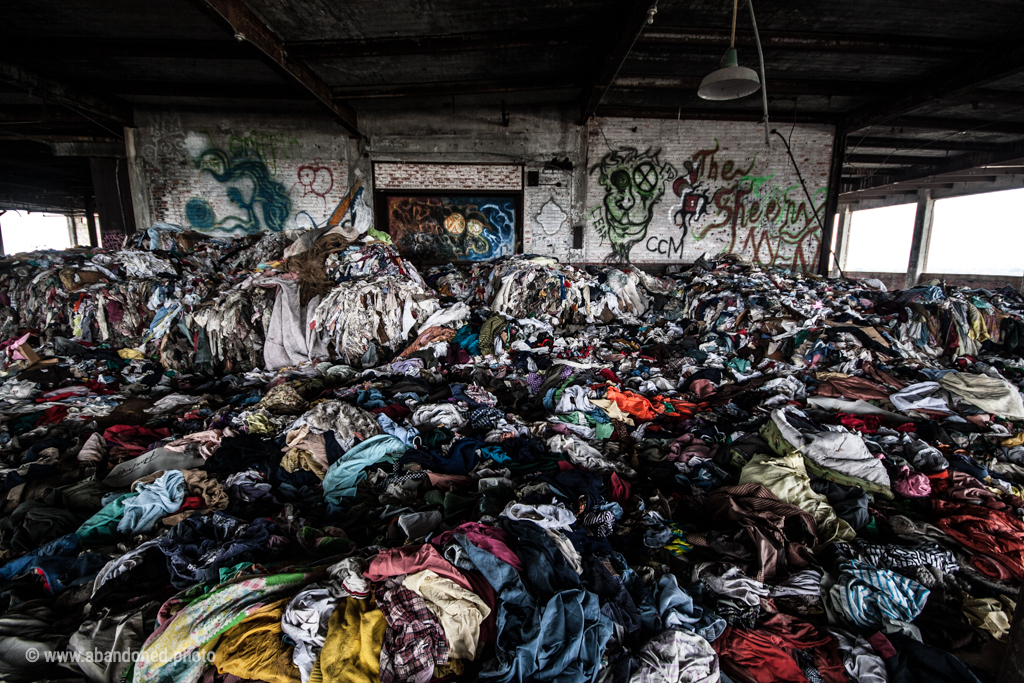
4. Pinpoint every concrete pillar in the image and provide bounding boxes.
[83,194,98,248]
[831,204,852,277]
[905,189,935,289]
[123,128,153,233]
[66,215,78,247]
